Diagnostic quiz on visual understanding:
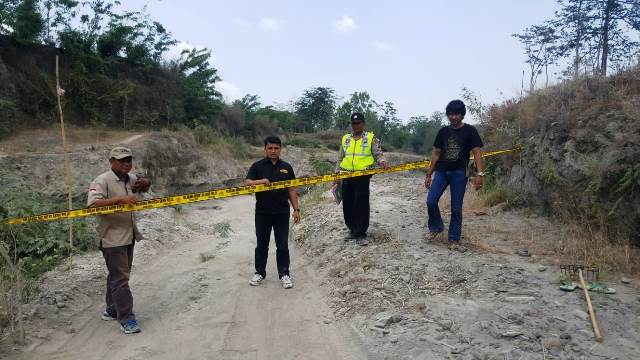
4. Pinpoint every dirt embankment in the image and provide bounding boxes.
[484,67,640,246]
[0,130,246,201]
[0,128,317,200]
